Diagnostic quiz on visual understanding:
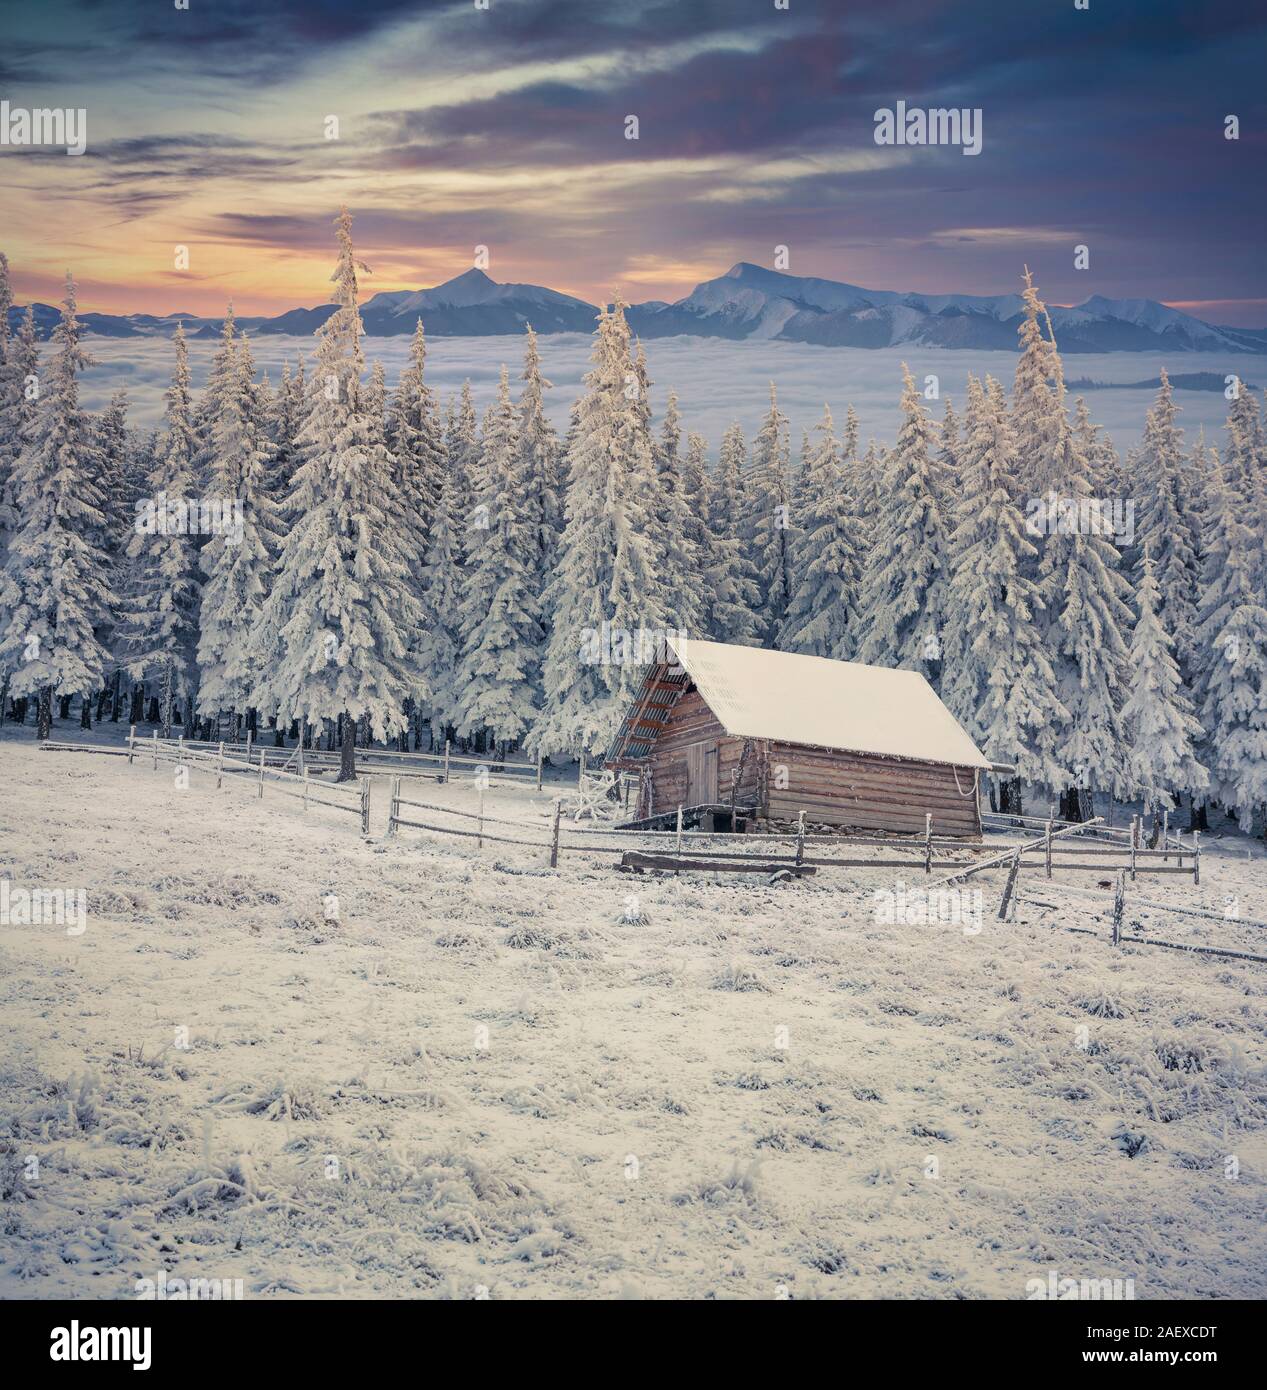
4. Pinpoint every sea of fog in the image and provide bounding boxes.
[67,333,1245,456]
